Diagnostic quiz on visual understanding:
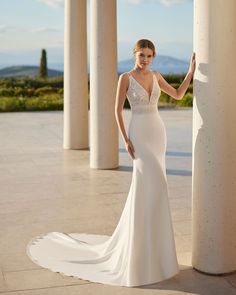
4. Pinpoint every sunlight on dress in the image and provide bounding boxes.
[26,72,179,287]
